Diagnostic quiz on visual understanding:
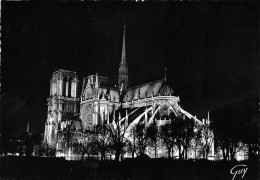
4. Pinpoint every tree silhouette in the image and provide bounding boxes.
[172,115,195,160]
[200,122,214,160]
[190,122,203,160]
[159,121,177,158]
[72,129,95,160]
[240,97,260,161]
[108,113,129,161]
[146,121,160,158]
[211,97,260,161]
[91,125,112,161]
[132,123,150,156]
